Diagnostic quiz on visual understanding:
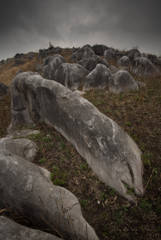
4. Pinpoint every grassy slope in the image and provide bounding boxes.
[0,50,161,240]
